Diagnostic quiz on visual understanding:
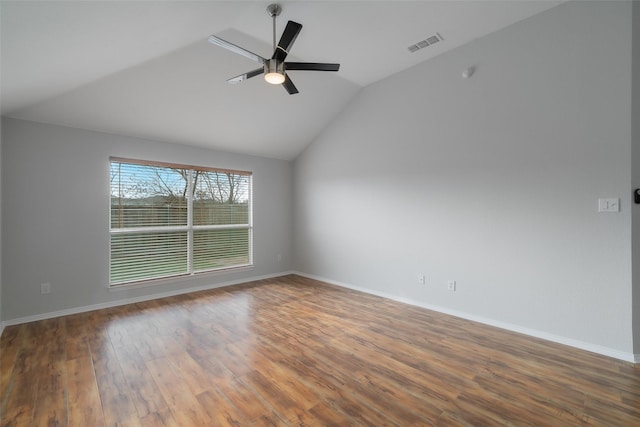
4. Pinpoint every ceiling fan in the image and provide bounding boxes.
[208,3,340,95]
